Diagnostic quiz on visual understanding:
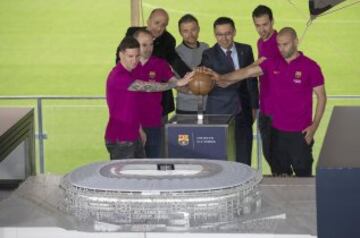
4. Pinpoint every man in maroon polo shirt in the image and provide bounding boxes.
[252,5,282,175]
[131,29,175,158]
[125,8,191,118]
[201,27,327,177]
[105,36,193,160]
[105,36,146,159]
